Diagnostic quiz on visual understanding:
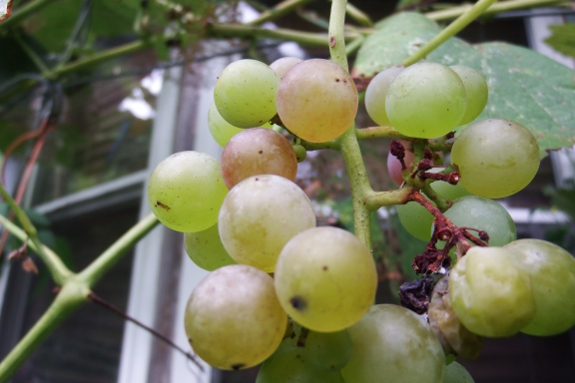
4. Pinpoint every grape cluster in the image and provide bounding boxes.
[146,57,575,383]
